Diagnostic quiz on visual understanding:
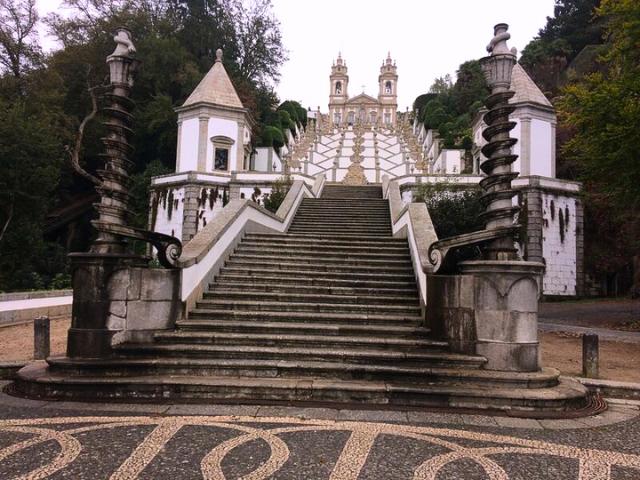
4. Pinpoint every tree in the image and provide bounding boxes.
[0,0,41,87]
[558,0,640,295]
